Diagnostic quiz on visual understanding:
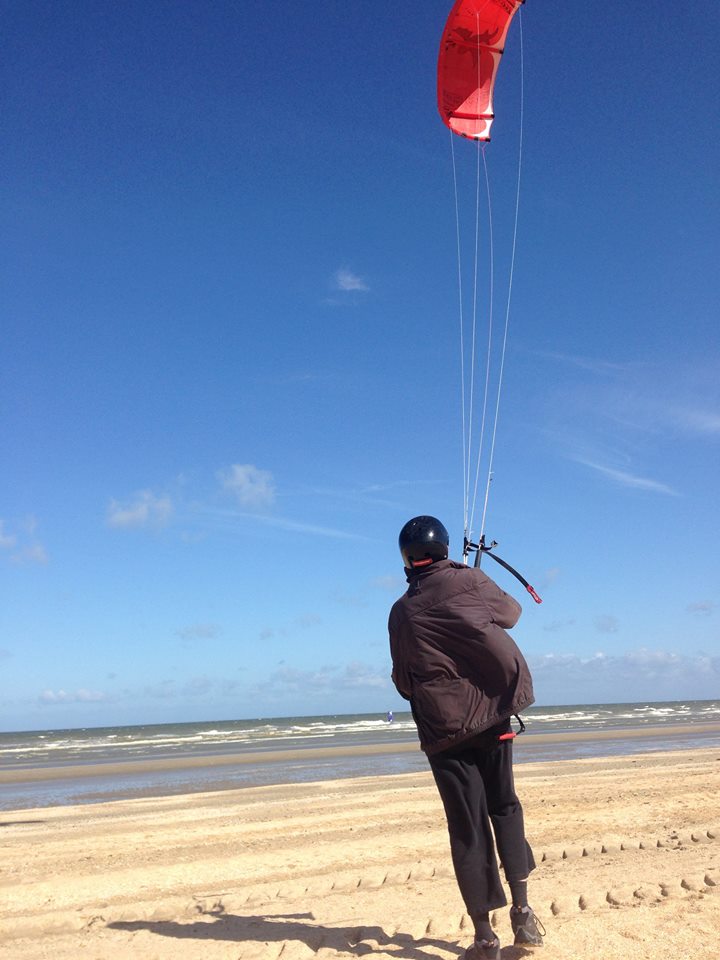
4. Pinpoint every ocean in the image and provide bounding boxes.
[1,700,719,811]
